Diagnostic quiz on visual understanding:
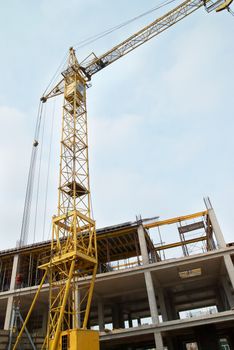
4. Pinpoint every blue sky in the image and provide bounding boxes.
[0,0,233,249]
